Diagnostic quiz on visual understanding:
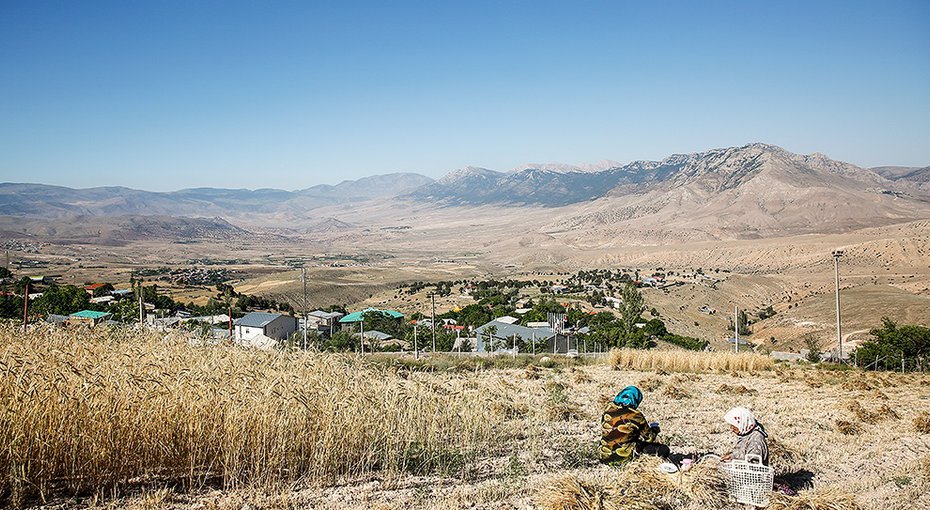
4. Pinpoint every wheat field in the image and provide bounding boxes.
[0,325,500,506]
[607,348,774,373]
